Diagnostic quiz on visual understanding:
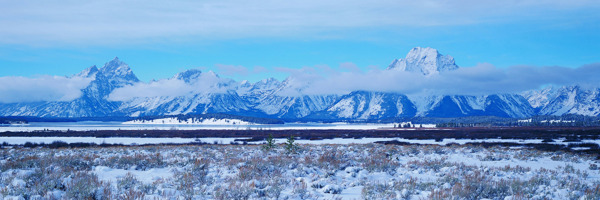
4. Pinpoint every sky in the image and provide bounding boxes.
[0,0,599,102]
